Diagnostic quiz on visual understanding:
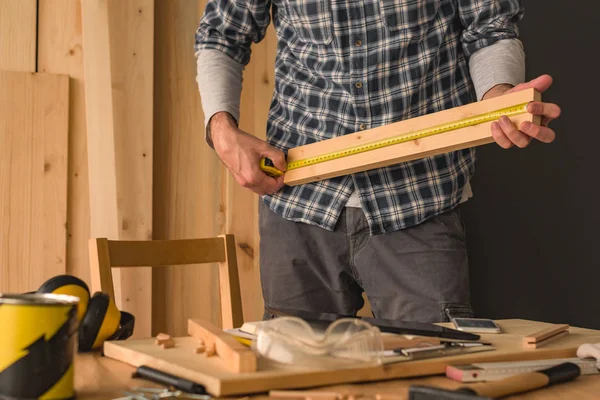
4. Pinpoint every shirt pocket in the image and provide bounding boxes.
[283,0,334,45]
[379,0,442,40]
